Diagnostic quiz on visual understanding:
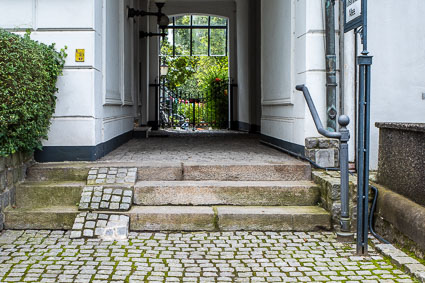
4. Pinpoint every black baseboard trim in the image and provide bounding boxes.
[231,121,261,133]
[260,134,305,157]
[34,130,133,162]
